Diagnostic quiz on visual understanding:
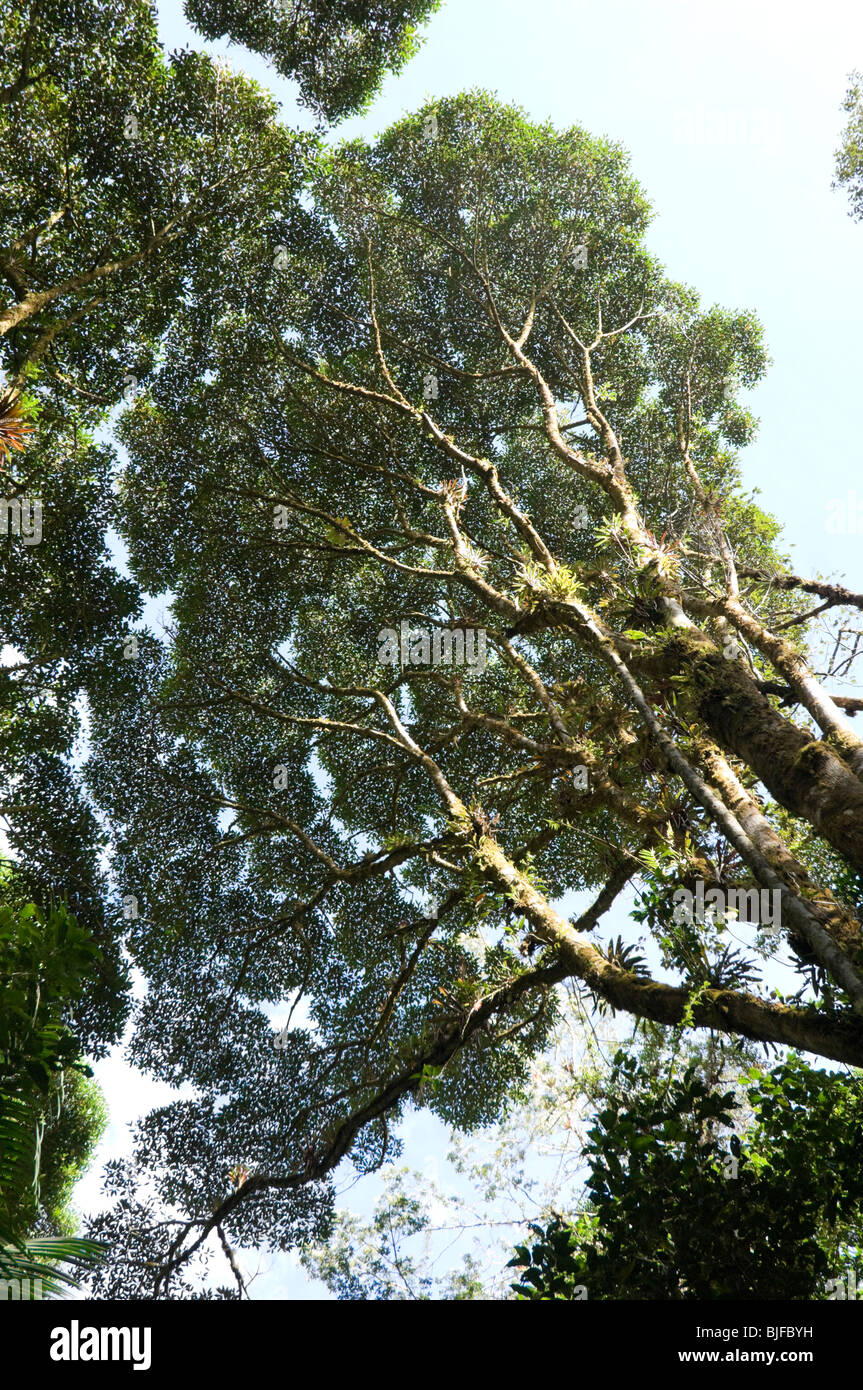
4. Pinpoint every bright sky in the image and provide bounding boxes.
[75,0,863,1298]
